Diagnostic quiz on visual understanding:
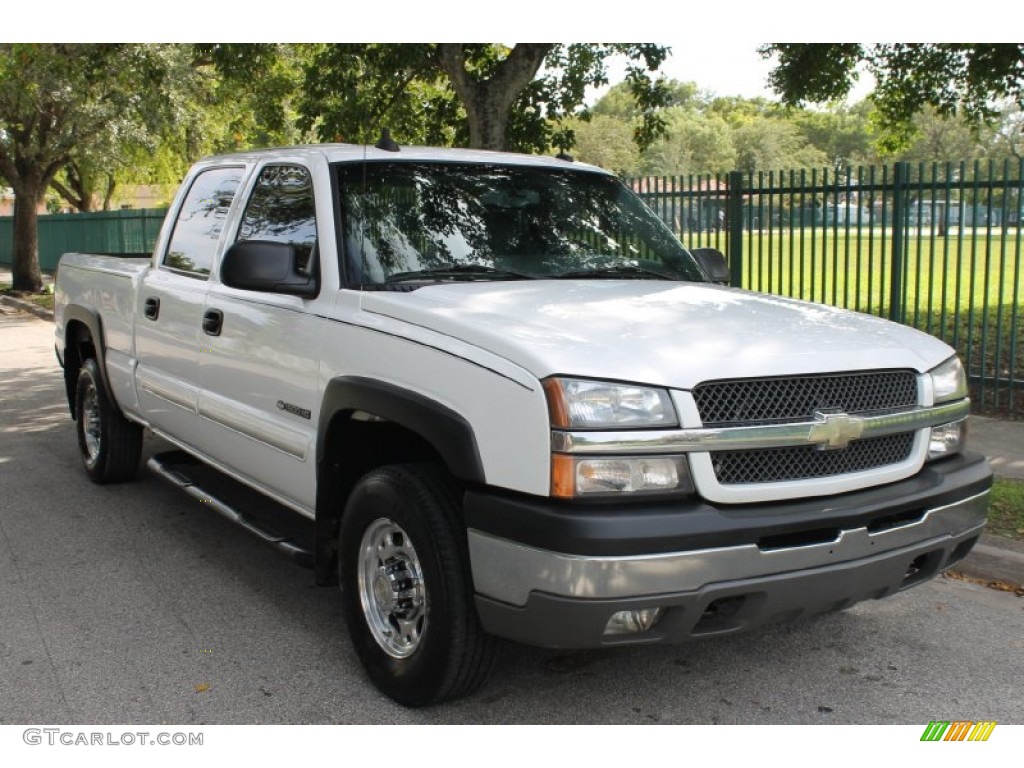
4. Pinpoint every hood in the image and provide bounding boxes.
[360,281,953,389]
